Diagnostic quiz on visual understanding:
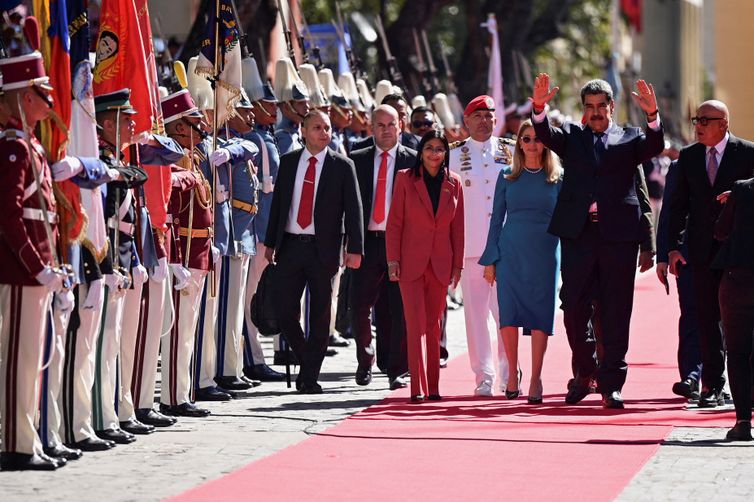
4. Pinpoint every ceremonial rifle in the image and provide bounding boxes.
[287,0,309,65]
[438,39,458,95]
[295,0,323,69]
[373,15,405,91]
[412,28,433,97]
[276,0,297,68]
[421,29,441,95]
[153,15,182,92]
